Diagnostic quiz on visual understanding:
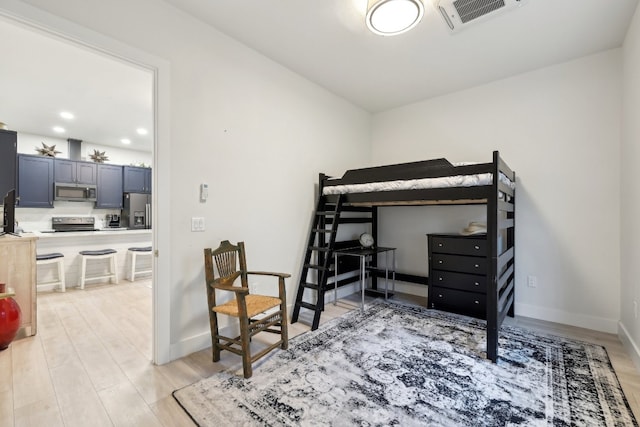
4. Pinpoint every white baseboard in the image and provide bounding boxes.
[618,321,640,372]
[515,302,619,334]
[170,331,211,361]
